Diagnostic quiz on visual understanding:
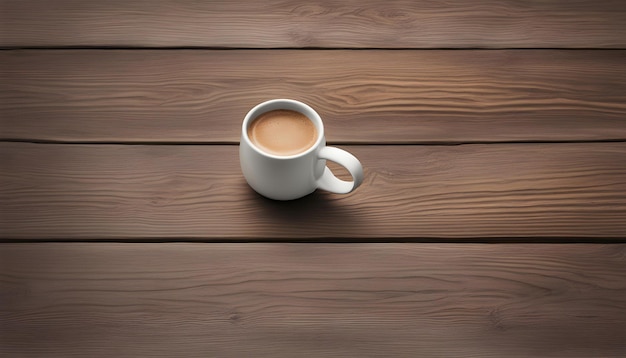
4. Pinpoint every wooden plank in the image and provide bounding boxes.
[1,243,624,357]
[2,50,625,143]
[1,0,626,48]
[1,142,625,240]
